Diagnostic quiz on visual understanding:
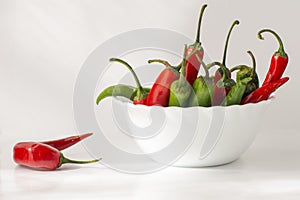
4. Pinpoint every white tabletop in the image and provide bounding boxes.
[1,129,300,200]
